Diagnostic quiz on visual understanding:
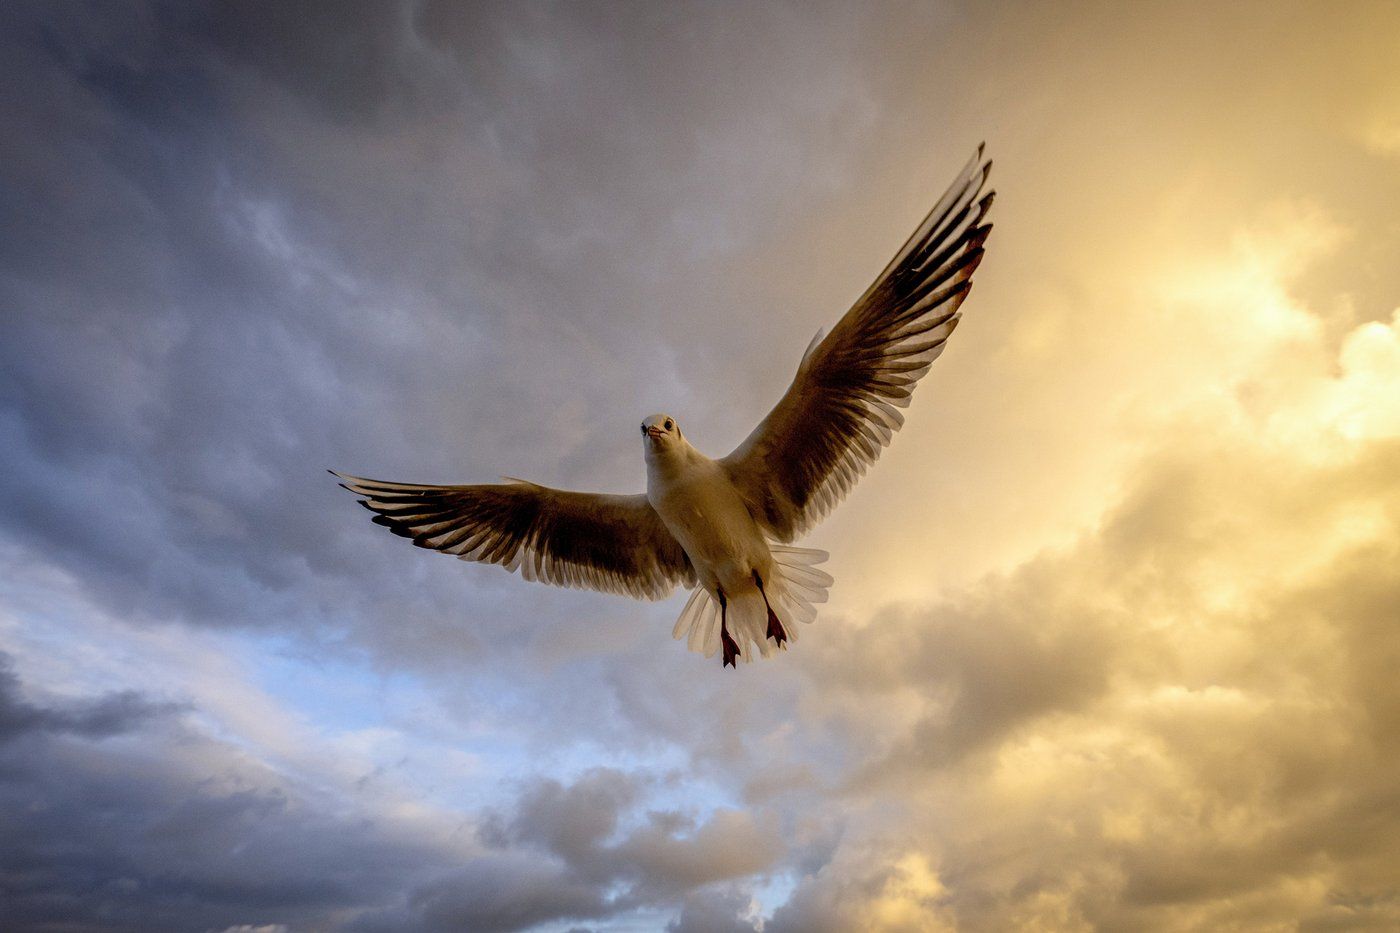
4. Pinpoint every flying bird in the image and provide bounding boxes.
[335,145,994,667]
